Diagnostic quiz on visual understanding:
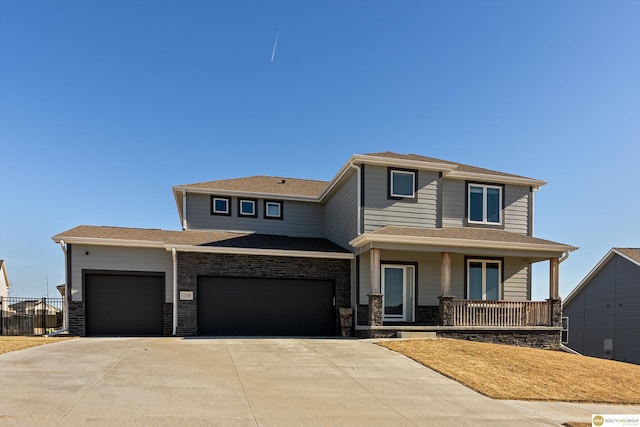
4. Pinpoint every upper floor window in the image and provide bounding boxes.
[388,169,416,199]
[467,259,502,300]
[264,200,283,220]
[468,183,502,224]
[238,199,257,217]
[211,196,231,216]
